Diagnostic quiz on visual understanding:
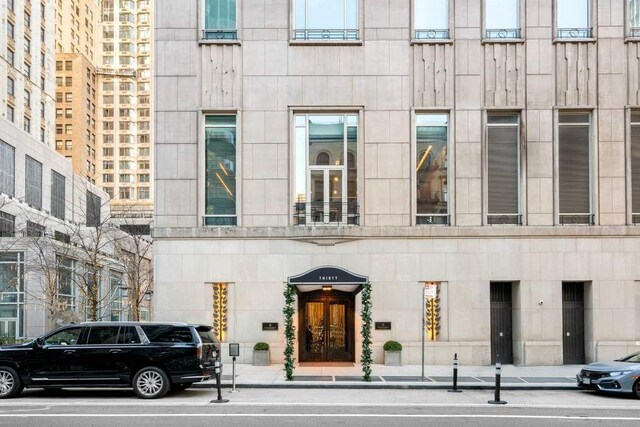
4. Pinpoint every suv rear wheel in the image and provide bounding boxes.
[132,367,170,399]
[0,367,23,399]
[633,379,640,399]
